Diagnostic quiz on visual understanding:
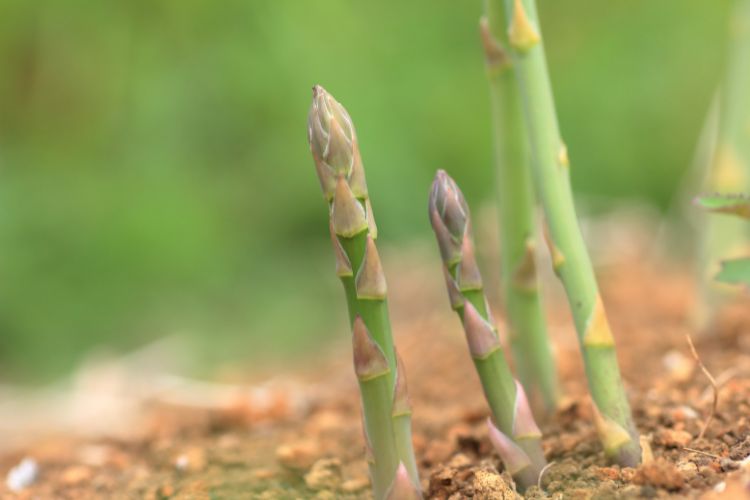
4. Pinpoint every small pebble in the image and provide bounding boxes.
[6,457,38,492]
